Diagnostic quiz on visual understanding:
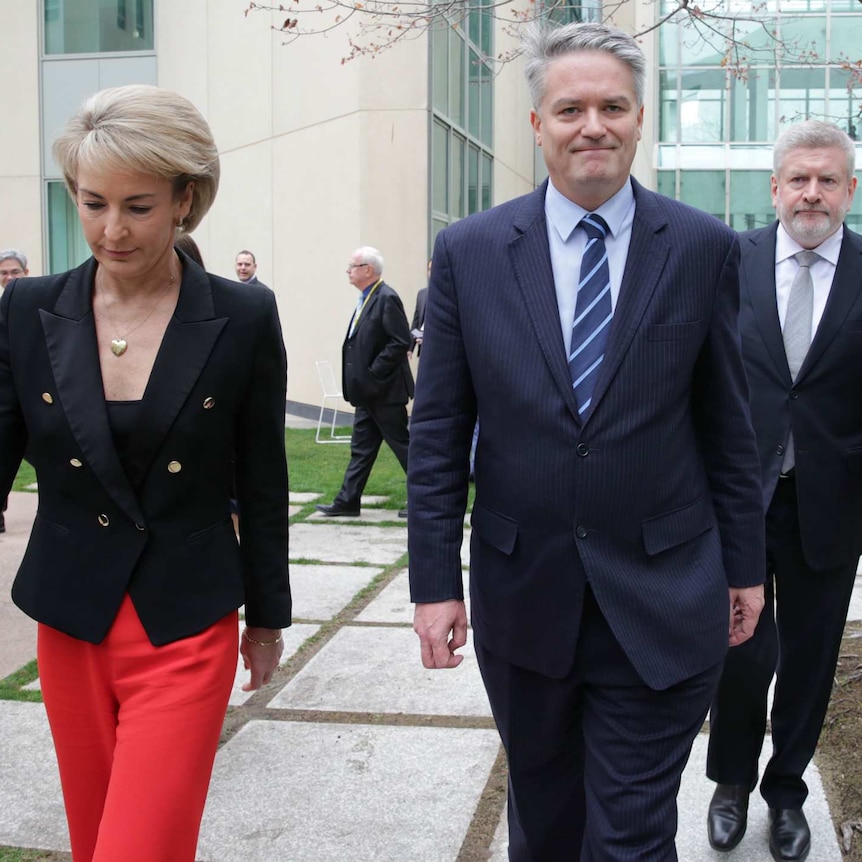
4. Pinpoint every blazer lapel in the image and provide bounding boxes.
[508,183,582,425]
[585,182,670,421]
[742,223,791,383]
[133,252,228,477]
[40,258,145,524]
[799,227,862,378]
